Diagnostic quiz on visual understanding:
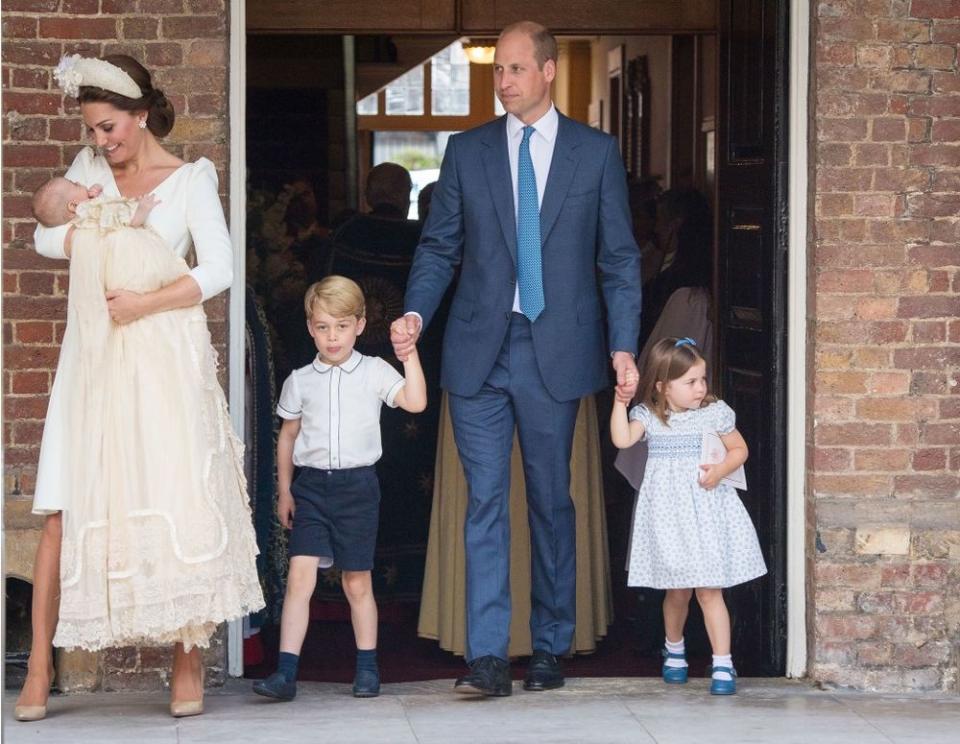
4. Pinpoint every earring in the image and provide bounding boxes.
[138,119,147,129]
